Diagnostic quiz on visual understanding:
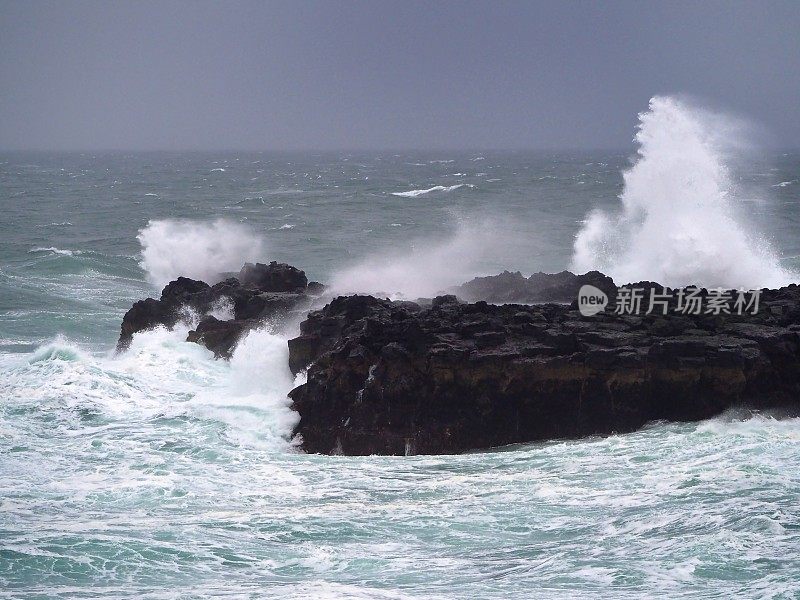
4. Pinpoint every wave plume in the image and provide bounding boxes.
[571,96,794,289]
[138,219,265,289]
